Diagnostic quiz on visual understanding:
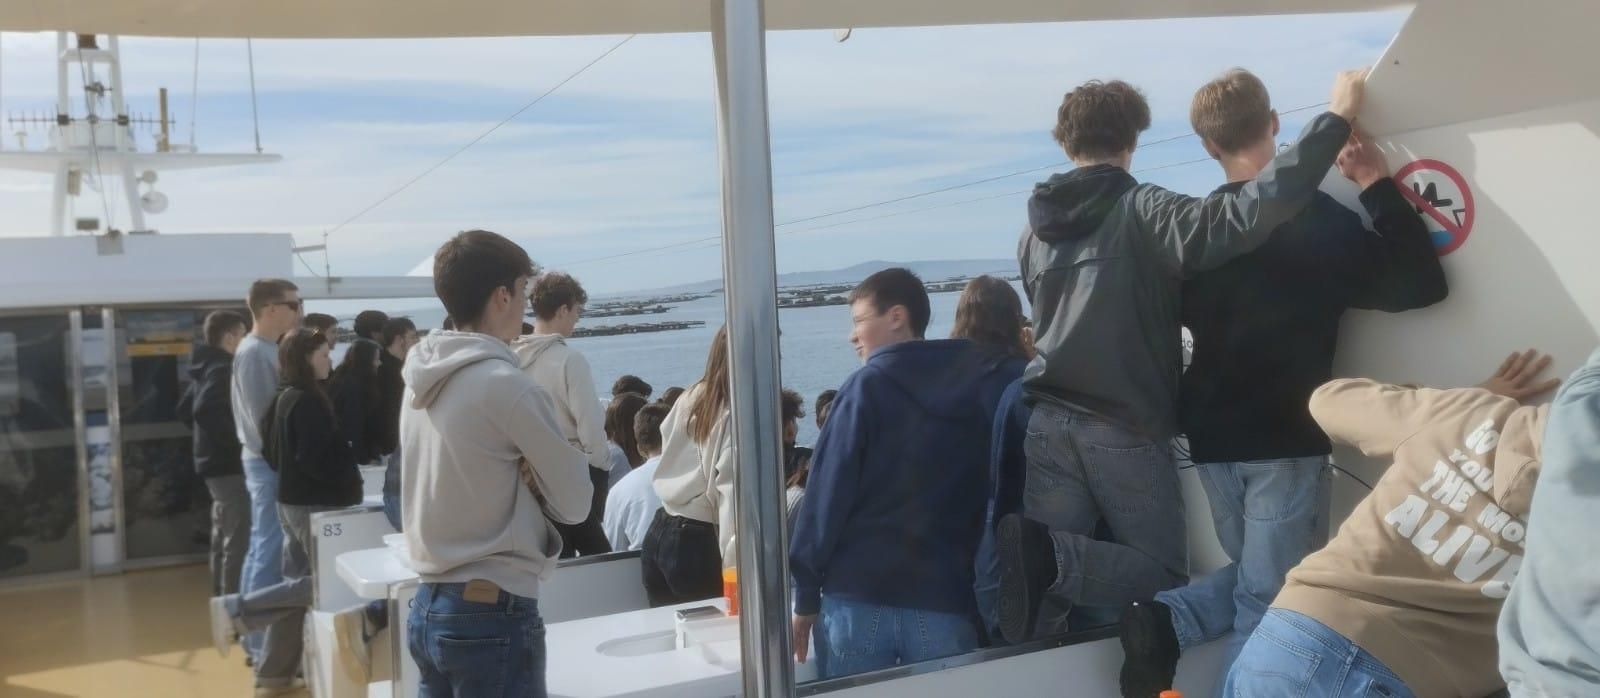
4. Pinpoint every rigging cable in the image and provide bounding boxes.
[320,34,637,244]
